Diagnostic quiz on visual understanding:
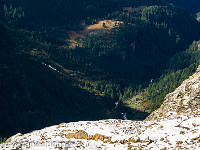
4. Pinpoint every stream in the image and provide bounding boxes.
[112,101,128,120]
[111,100,149,121]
